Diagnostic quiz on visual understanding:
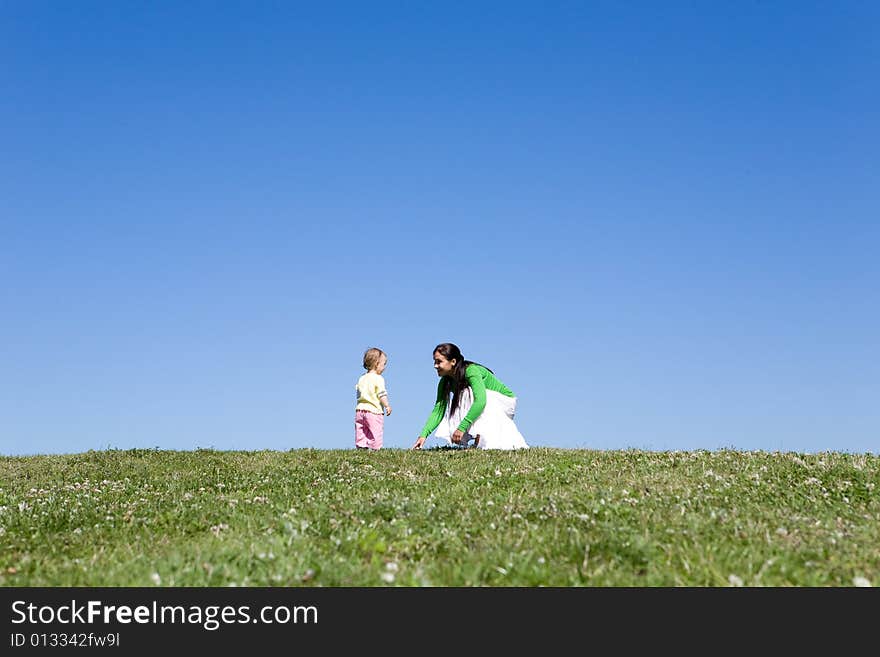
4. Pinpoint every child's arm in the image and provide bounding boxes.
[380,391,392,416]
[377,376,391,416]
